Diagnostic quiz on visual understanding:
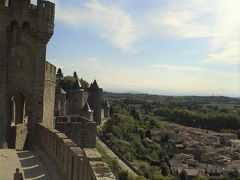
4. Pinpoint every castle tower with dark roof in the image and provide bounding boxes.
[87,80,103,124]
[66,75,88,115]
